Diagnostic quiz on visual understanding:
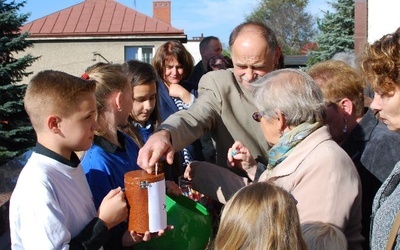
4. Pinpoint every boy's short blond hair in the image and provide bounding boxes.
[24,70,96,132]
[301,221,348,250]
